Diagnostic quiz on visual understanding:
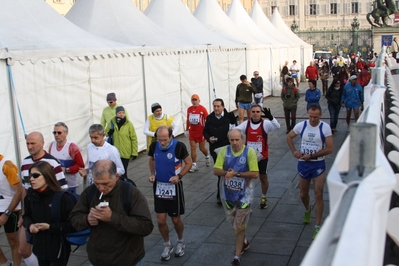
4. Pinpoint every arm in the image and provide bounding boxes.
[130,123,138,157]
[264,118,281,132]
[70,189,91,231]
[110,148,125,176]
[148,156,155,183]
[171,117,179,137]
[213,149,258,180]
[294,87,300,103]
[143,118,155,137]
[169,156,192,185]
[68,143,85,174]
[309,135,333,159]
[286,130,302,159]
[100,110,106,128]
[43,193,76,234]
